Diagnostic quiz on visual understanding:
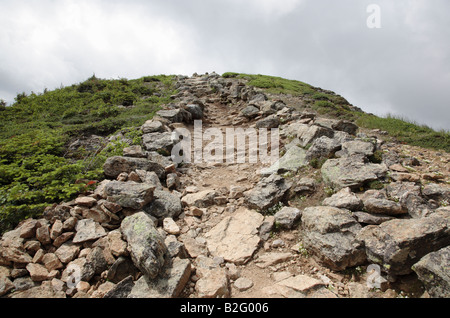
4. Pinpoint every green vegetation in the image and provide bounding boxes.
[356,113,450,153]
[223,72,450,153]
[0,74,176,234]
